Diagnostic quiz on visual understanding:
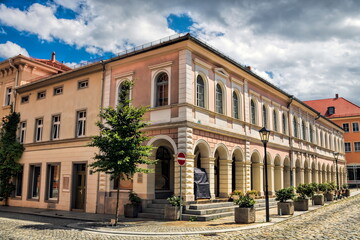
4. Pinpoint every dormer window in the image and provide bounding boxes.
[328,106,335,115]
